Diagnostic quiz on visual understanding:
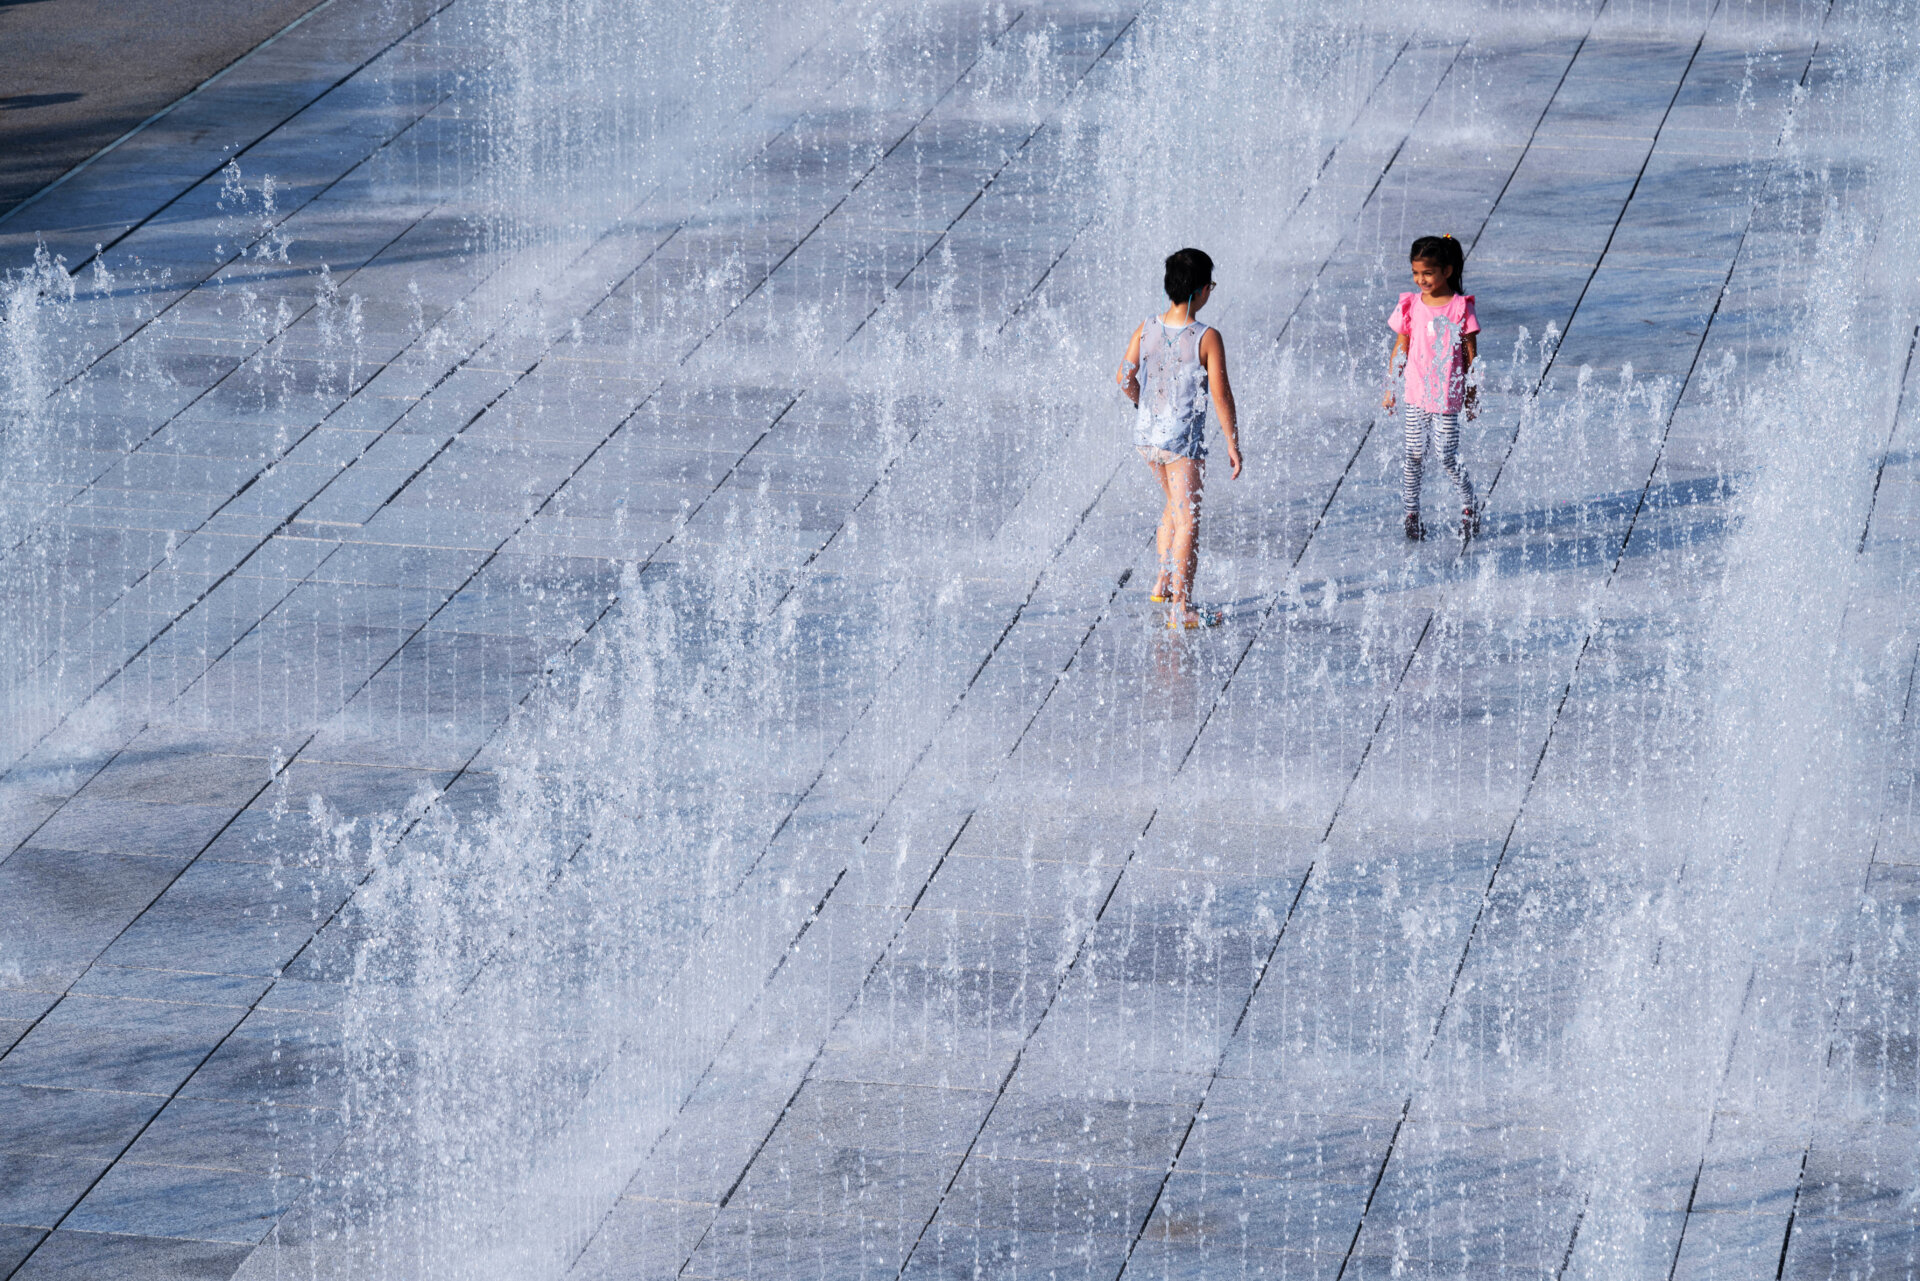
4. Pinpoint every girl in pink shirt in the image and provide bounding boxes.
[1384,235,1479,540]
